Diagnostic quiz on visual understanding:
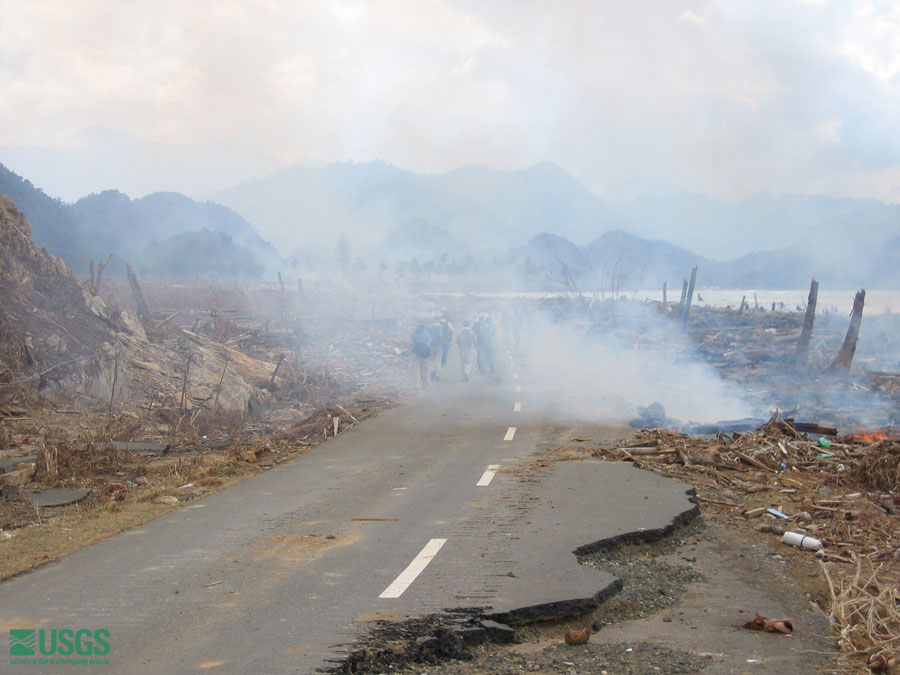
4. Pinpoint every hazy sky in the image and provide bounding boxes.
[1,0,899,202]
